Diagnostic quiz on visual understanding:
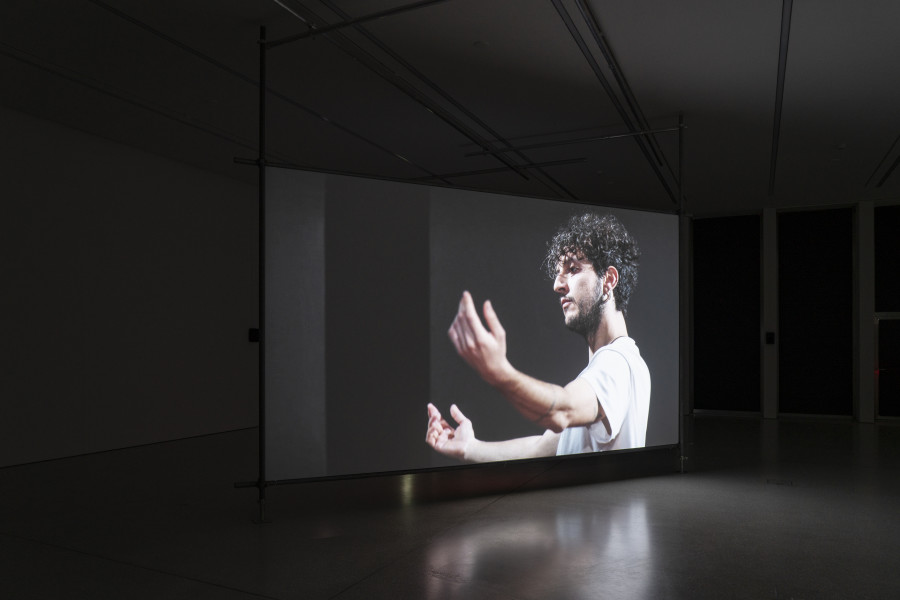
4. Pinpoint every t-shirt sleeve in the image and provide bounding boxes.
[576,350,632,445]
